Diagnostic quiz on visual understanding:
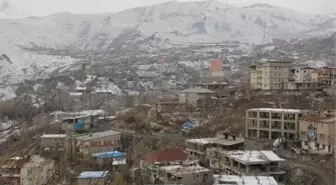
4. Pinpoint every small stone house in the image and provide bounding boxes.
[179,87,216,107]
